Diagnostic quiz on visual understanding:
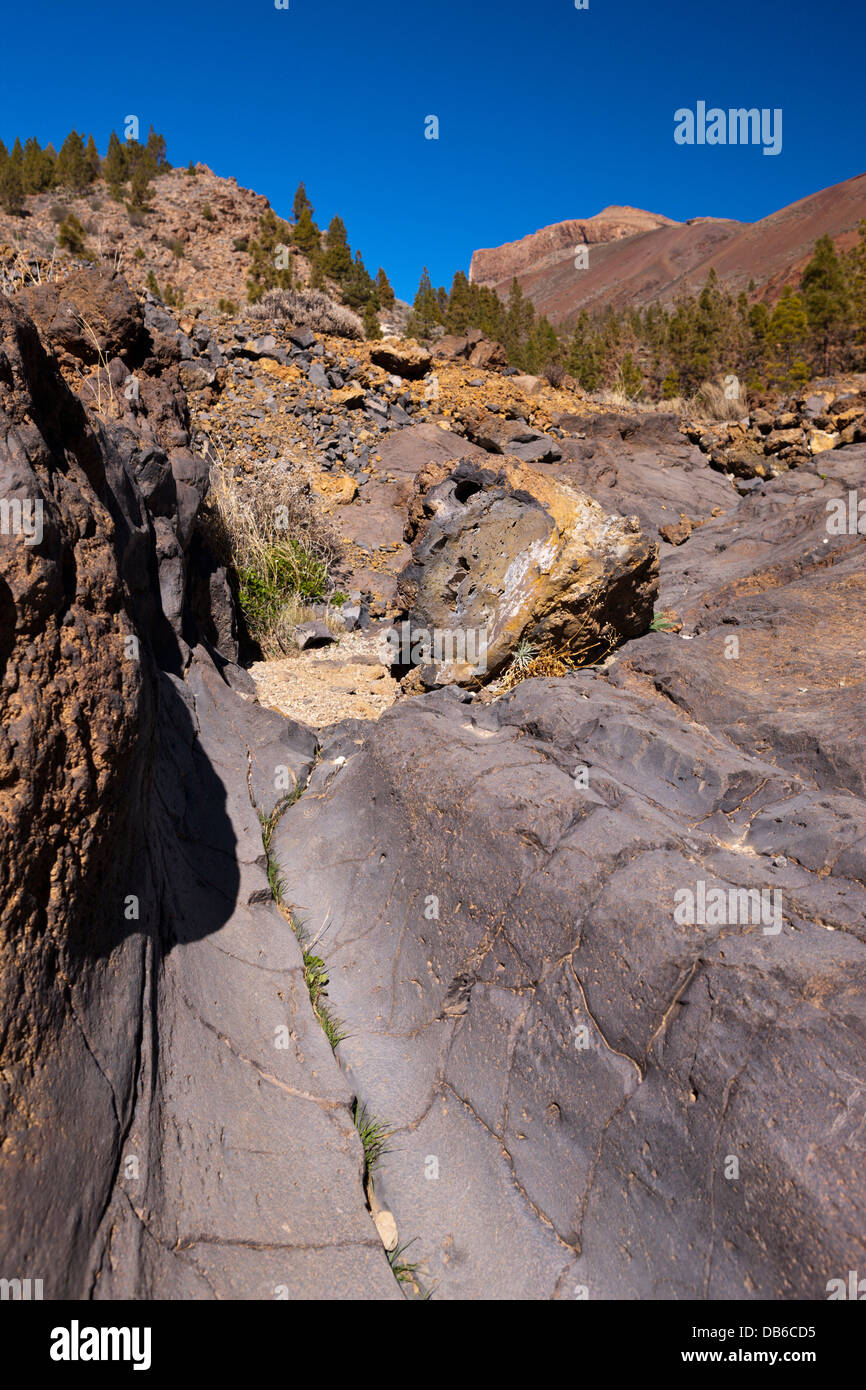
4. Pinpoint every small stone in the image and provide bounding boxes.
[808,429,839,454]
[373,1209,399,1252]
[288,328,316,350]
[294,621,335,650]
